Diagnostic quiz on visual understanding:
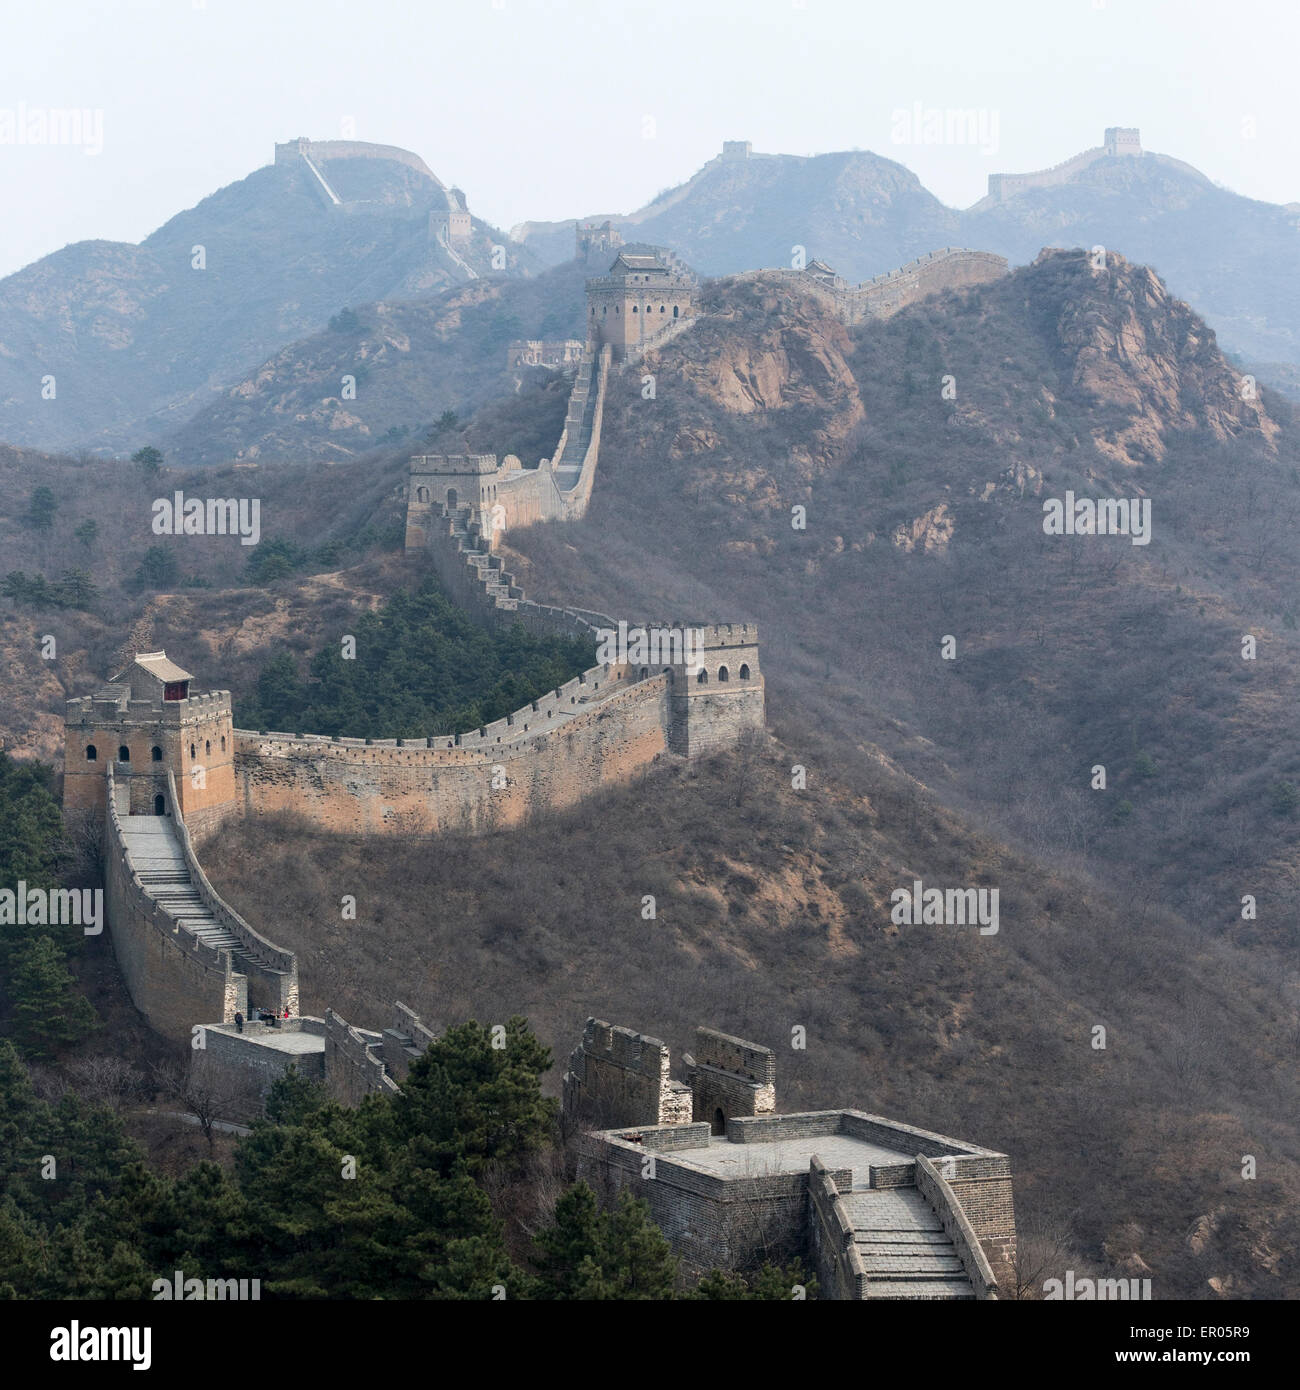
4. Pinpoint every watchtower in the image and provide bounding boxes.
[64,652,236,838]
[1103,127,1141,157]
[663,623,764,757]
[586,246,695,360]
